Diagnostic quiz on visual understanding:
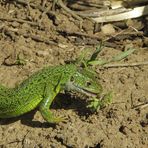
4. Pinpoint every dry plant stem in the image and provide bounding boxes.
[13,0,58,21]
[3,27,58,46]
[39,5,51,24]
[15,0,38,8]
[139,104,148,109]
[56,0,83,21]
[58,29,143,41]
[92,5,148,22]
[68,1,106,11]
[57,29,103,40]
[26,0,31,15]
[15,0,52,14]
[52,0,57,11]
[0,16,38,26]
[132,102,148,110]
[42,0,47,8]
[103,30,143,42]
[76,7,127,17]
[104,61,148,68]
[15,0,83,22]
[76,1,106,8]
[22,33,57,45]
